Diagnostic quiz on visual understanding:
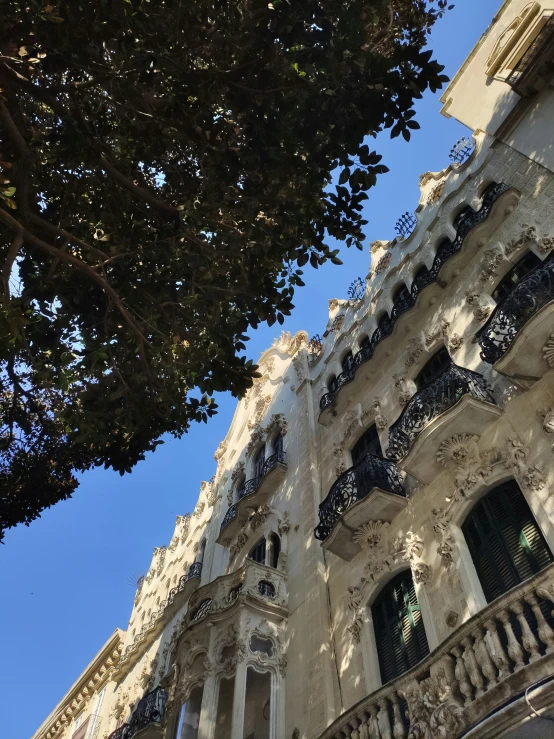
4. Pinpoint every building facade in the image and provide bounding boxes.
[31,2,554,739]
